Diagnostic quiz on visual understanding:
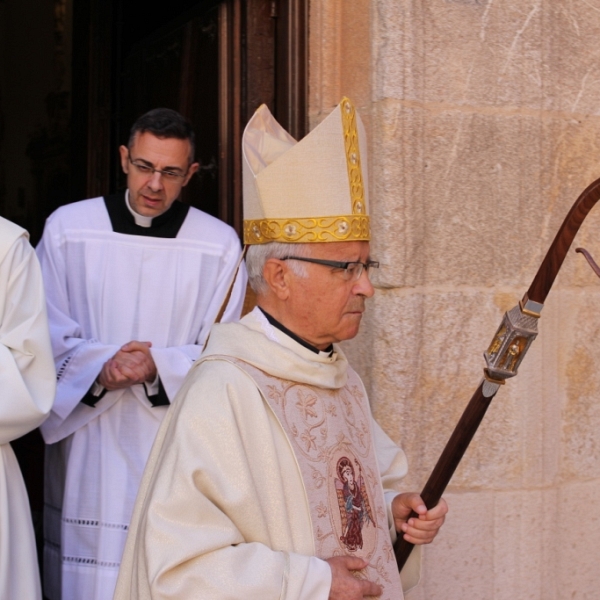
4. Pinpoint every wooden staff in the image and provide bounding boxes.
[394,176,600,571]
